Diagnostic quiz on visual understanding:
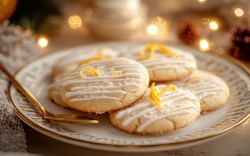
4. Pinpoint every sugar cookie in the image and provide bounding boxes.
[171,70,230,112]
[109,84,200,134]
[52,48,119,77]
[48,82,68,108]
[60,58,149,113]
[124,43,197,81]
[48,72,69,108]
